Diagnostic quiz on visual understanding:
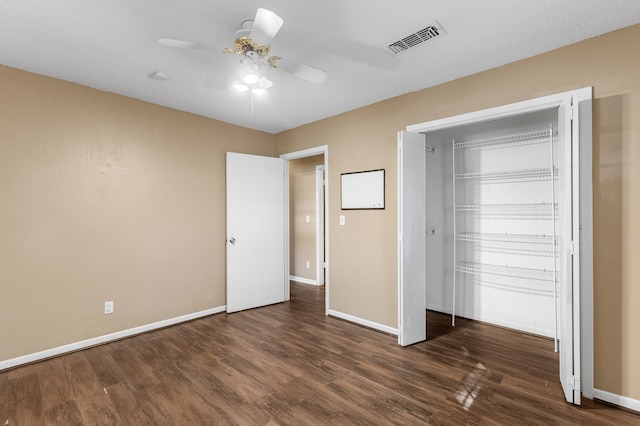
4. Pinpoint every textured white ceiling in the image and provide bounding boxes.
[2,0,640,133]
